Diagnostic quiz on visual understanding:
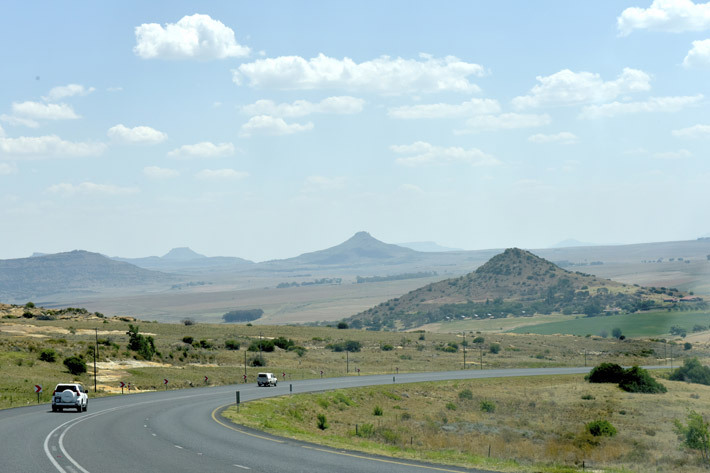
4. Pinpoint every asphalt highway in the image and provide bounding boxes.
[0,367,595,473]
